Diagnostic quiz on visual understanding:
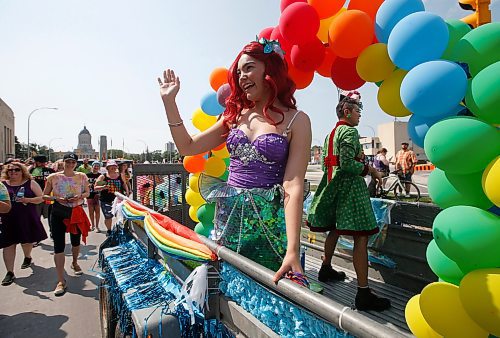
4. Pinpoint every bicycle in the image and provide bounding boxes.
[376,170,421,202]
